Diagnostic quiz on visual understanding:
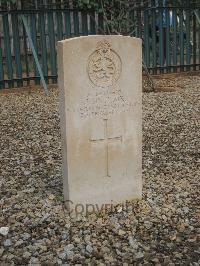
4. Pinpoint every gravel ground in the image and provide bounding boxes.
[0,76,199,265]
